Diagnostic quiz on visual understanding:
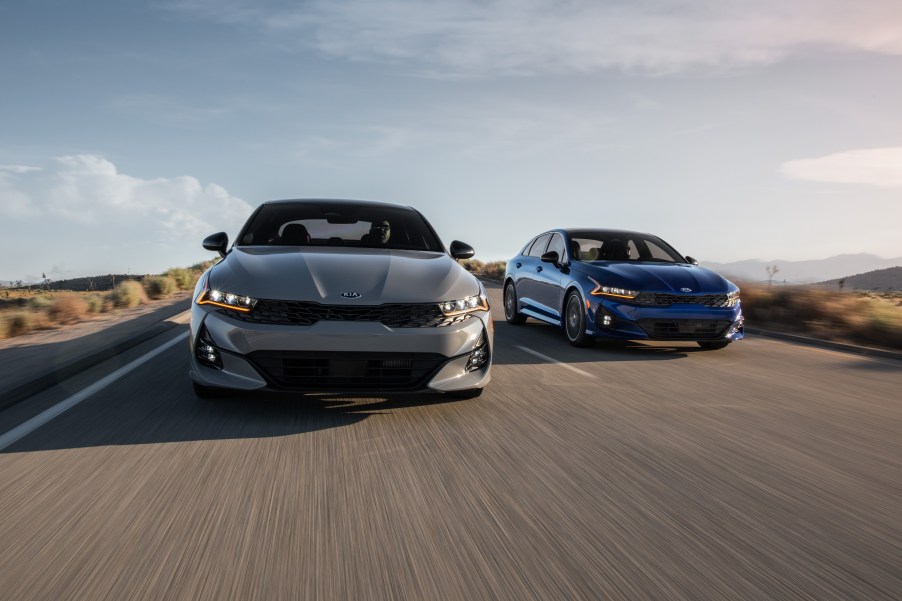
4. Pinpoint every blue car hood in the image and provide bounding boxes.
[576,262,736,293]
